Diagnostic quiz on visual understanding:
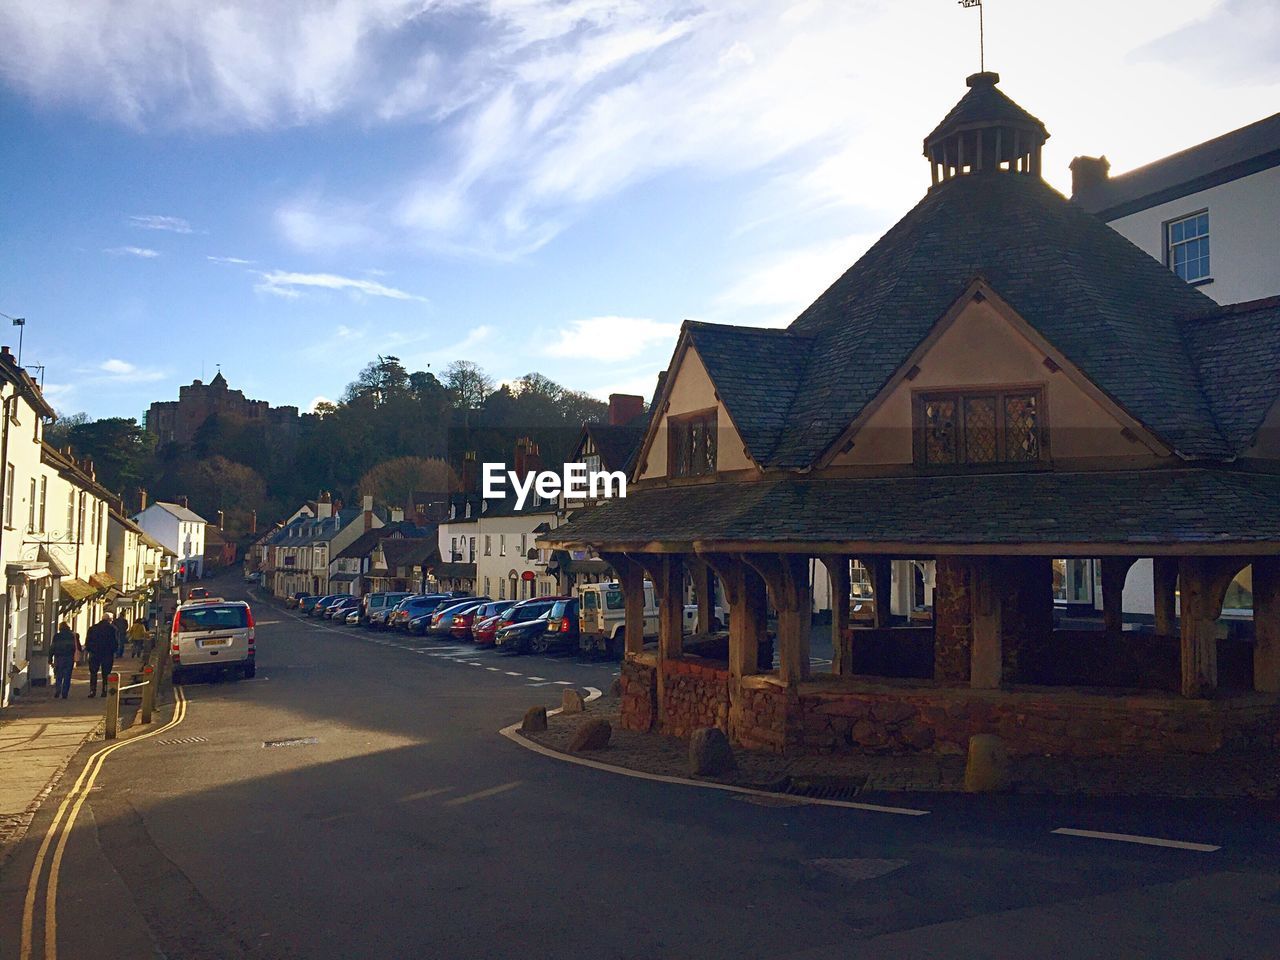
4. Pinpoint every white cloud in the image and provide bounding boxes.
[254,270,427,302]
[129,214,192,233]
[104,246,160,258]
[207,255,254,265]
[715,232,881,320]
[542,317,680,362]
[94,358,165,383]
